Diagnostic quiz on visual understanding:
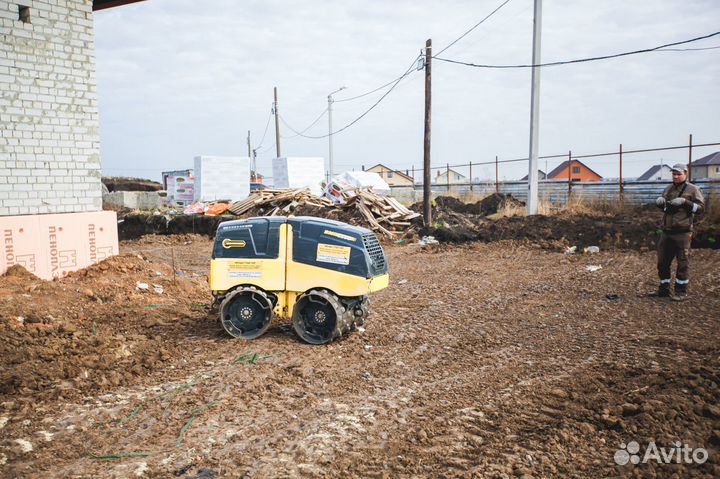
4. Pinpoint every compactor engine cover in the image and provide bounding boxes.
[210,216,389,344]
